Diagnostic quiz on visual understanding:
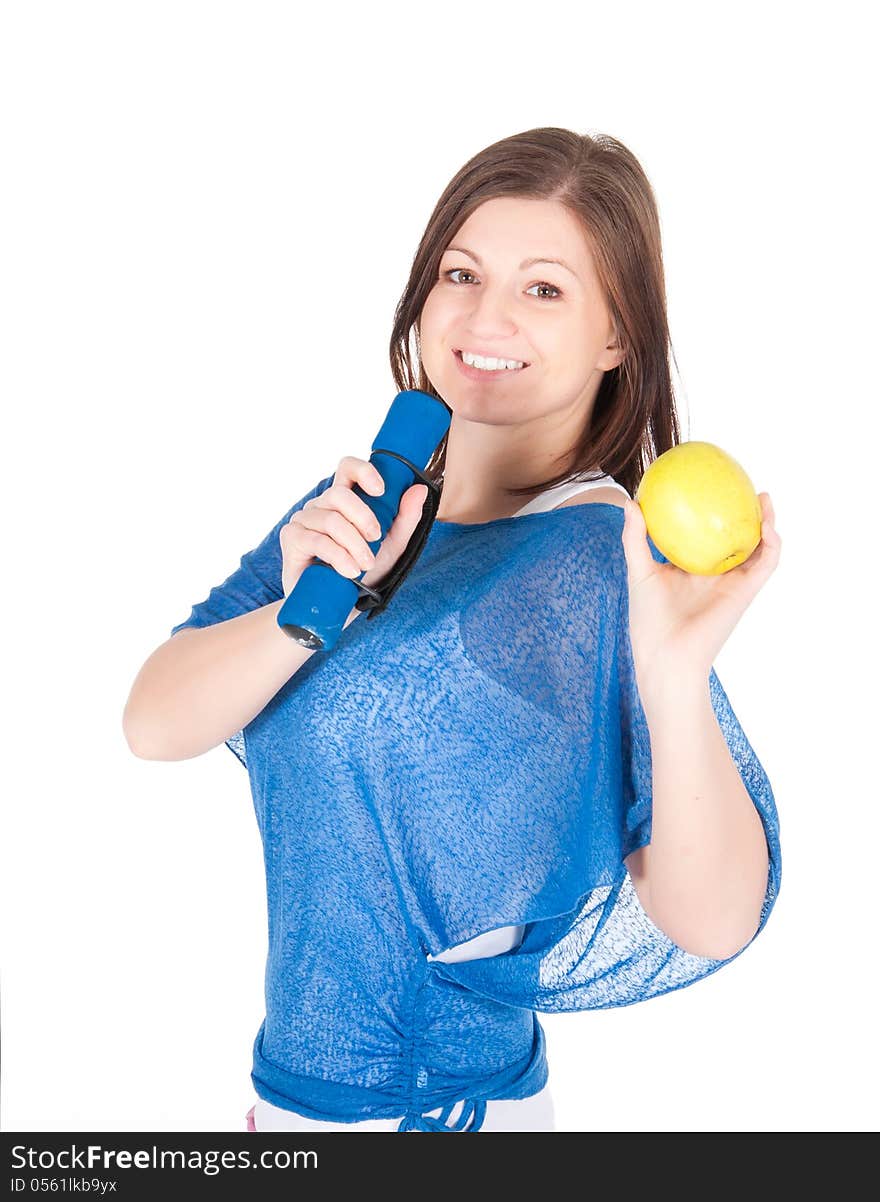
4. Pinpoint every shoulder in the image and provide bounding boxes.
[551,486,630,586]
[544,486,630,588]
[552,486,628,511]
